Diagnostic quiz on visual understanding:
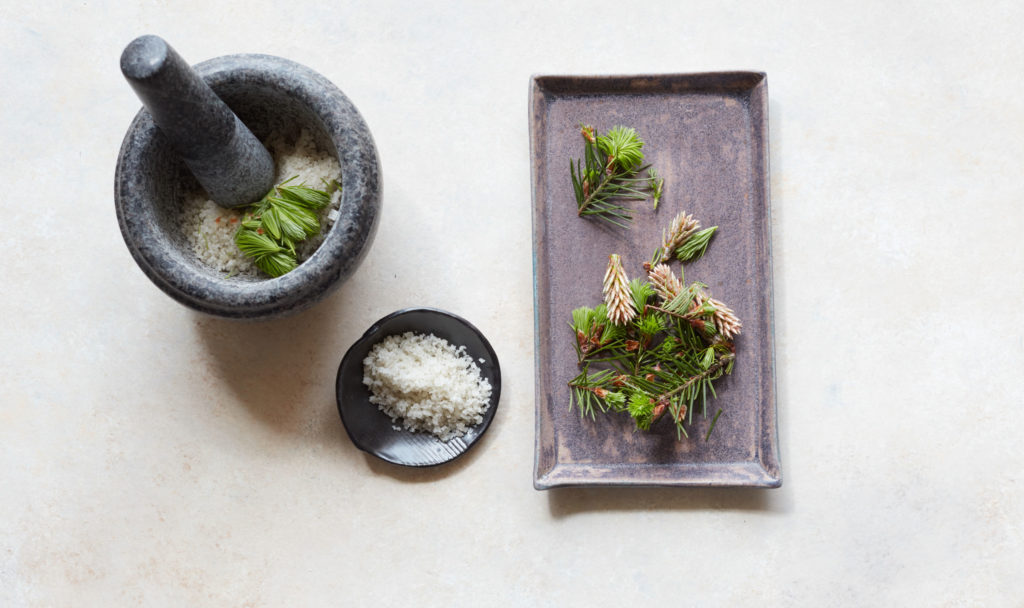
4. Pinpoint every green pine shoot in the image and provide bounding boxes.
[627,392,655,430]
[570,124,659,227]
[233,176,336,278]
[235,229,298,277]
[675,226,718,262]
[596,126,645,171]
[647,168,664,209]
